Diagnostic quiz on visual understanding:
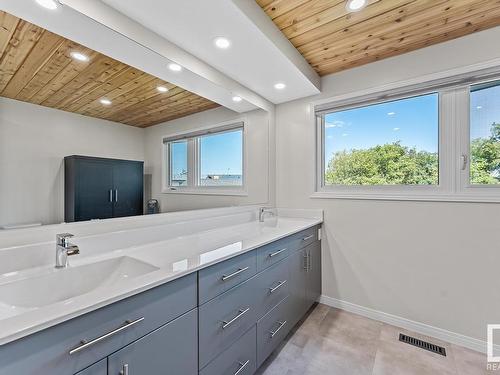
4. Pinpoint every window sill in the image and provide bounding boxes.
[310,191,500,203]
[162,188,248,197]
